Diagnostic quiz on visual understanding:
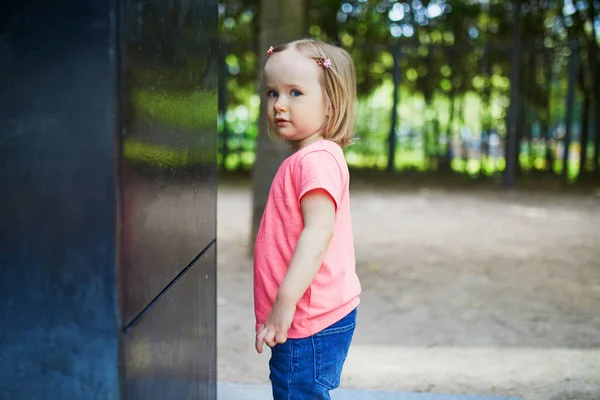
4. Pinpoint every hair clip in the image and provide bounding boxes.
[316,57,332,69]
[267,46,274,57]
